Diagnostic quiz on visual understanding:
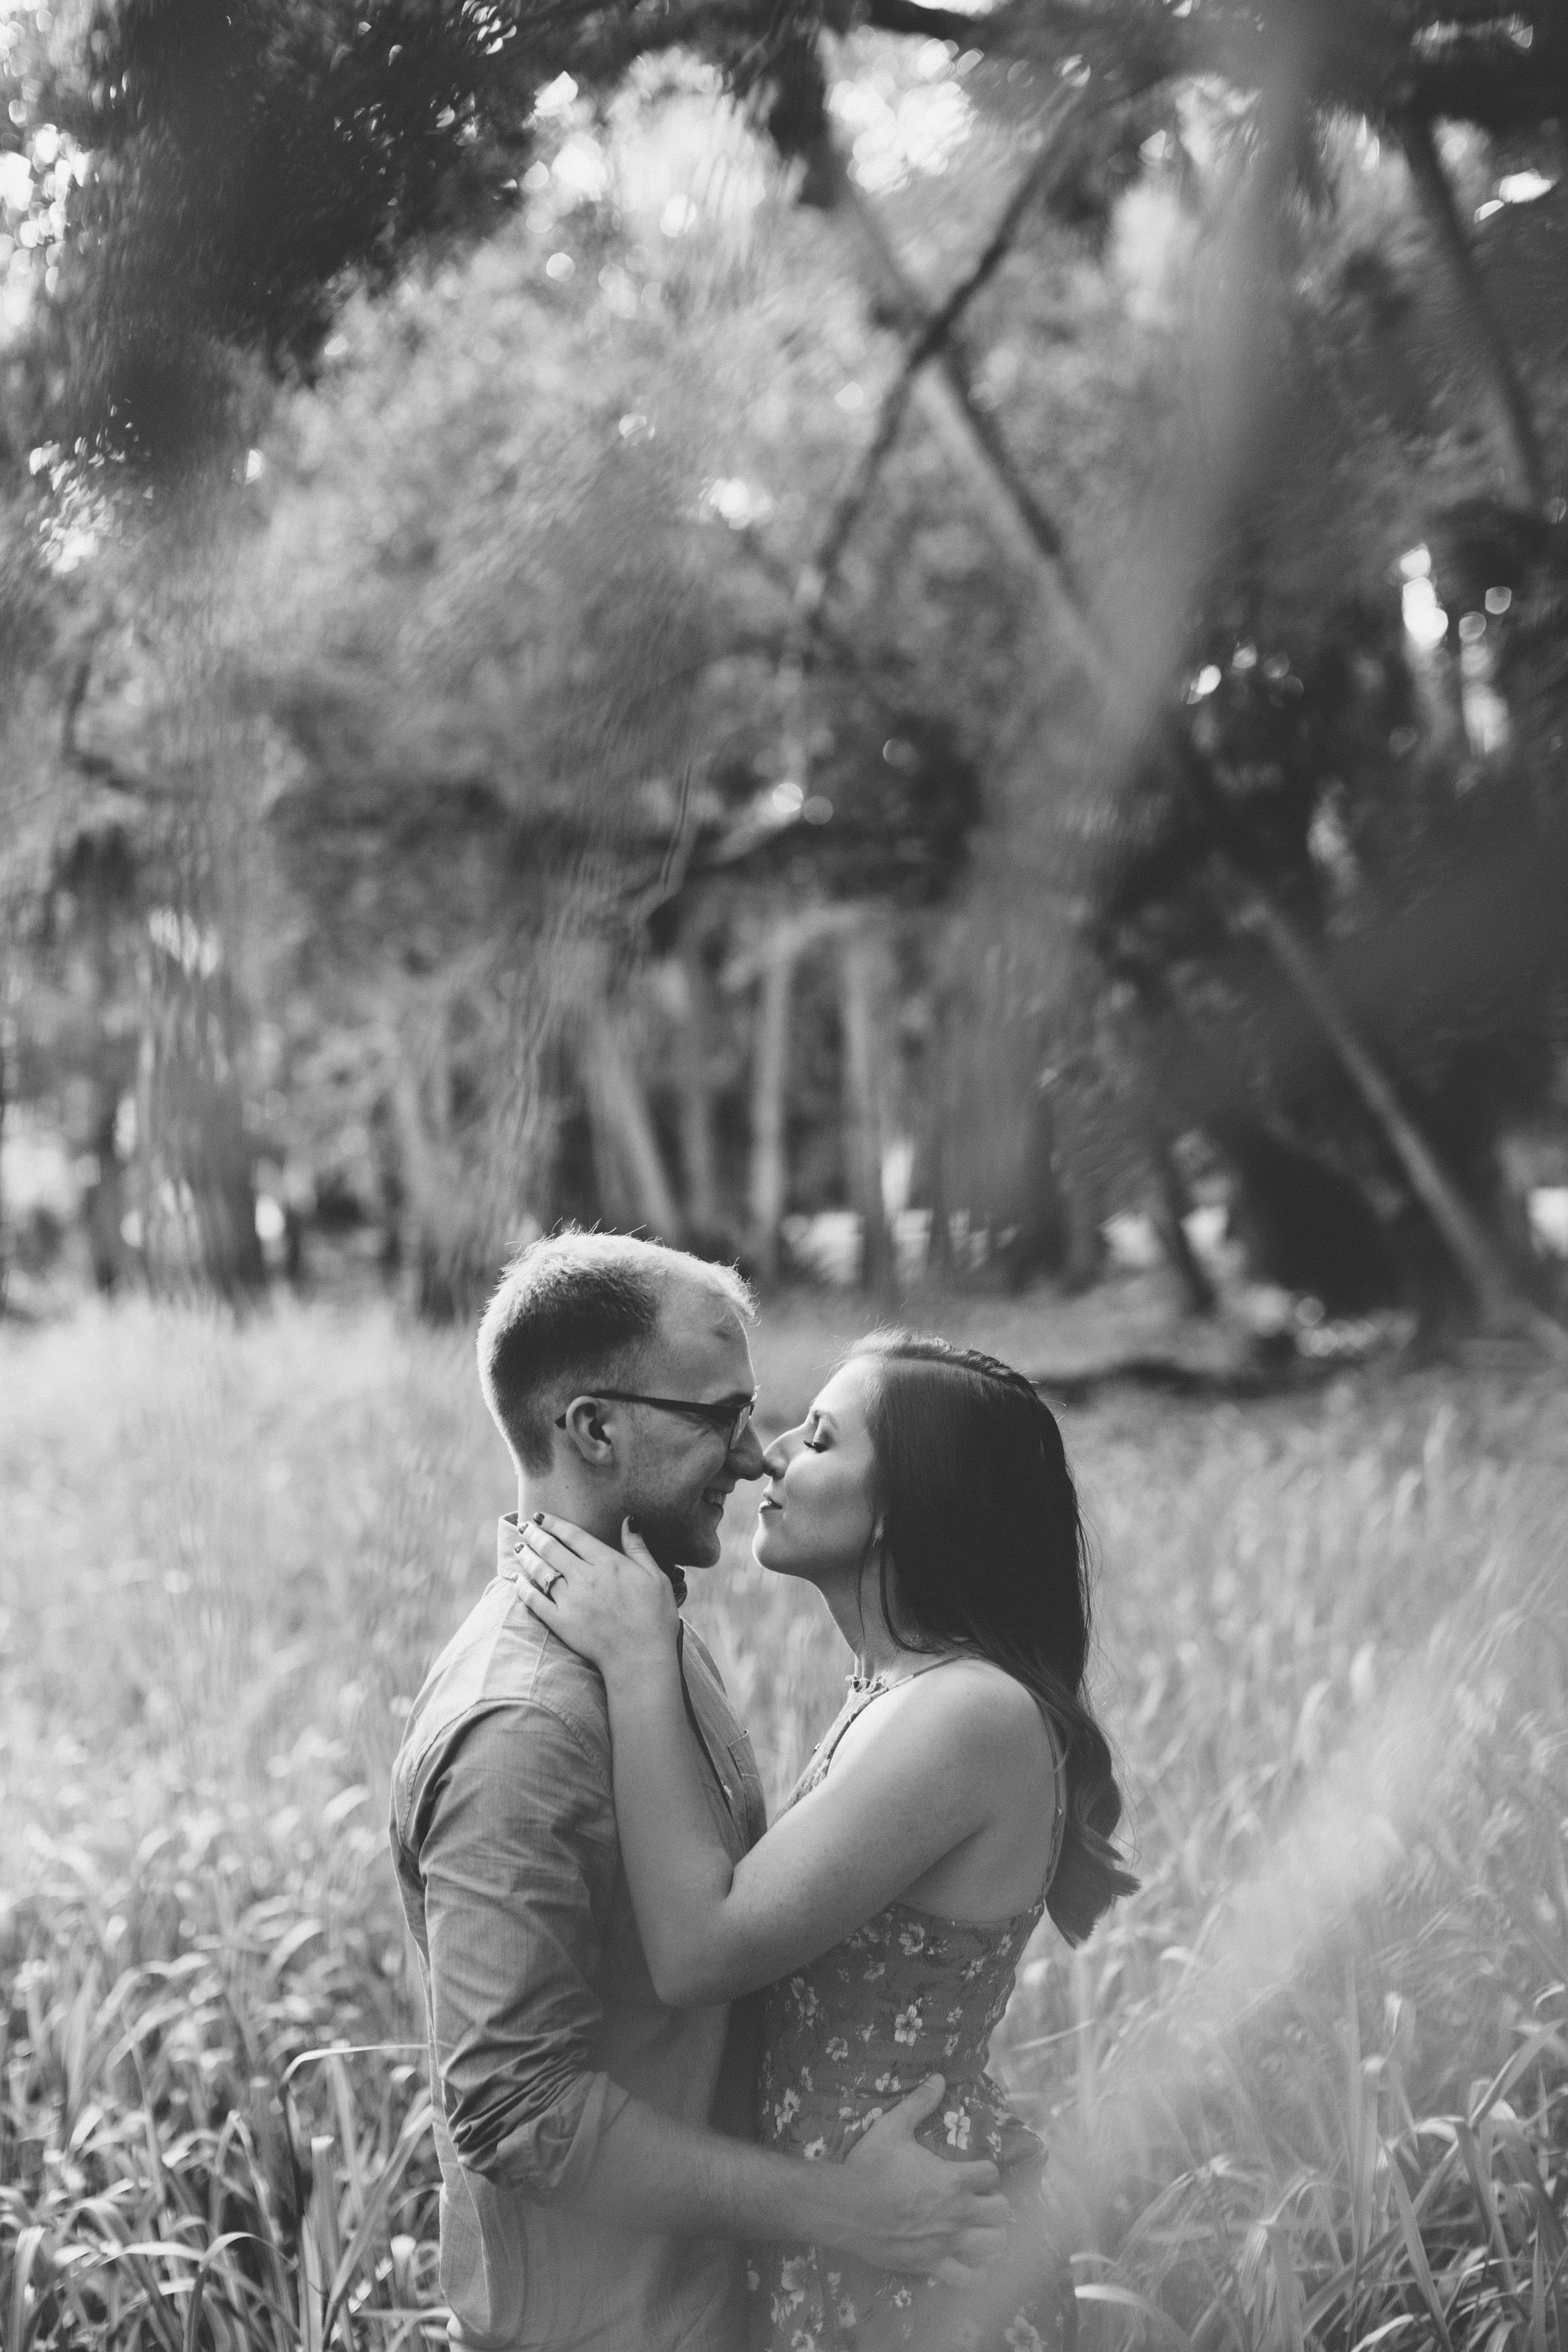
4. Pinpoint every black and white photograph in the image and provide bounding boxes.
[3,2,1567,2347]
